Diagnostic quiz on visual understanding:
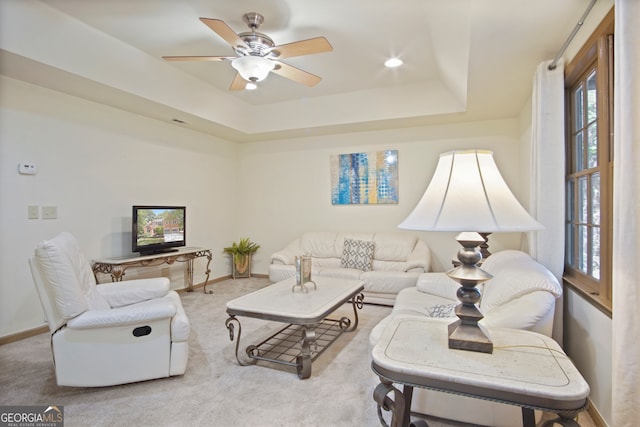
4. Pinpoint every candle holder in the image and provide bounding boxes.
[292,255,316,293]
